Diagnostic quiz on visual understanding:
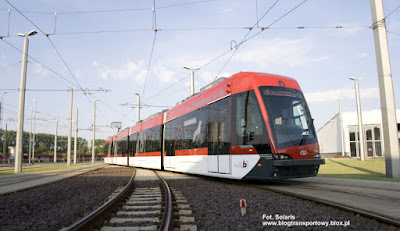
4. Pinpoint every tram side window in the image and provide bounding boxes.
[105,143,110,156]
[188,108,207,149]
[149,125,162,152]
[231,90,271,153]
[117,137,128,156]
[207,97,230,155]
[175,117,184,151]
[175,108,208,151]
[129,133,138,156]
[138,126,162,153]
[113,141,117,156]
[165,120,176,156]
